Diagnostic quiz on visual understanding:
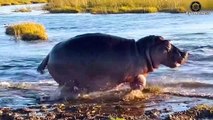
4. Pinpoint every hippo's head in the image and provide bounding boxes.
[137,35,188,71]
